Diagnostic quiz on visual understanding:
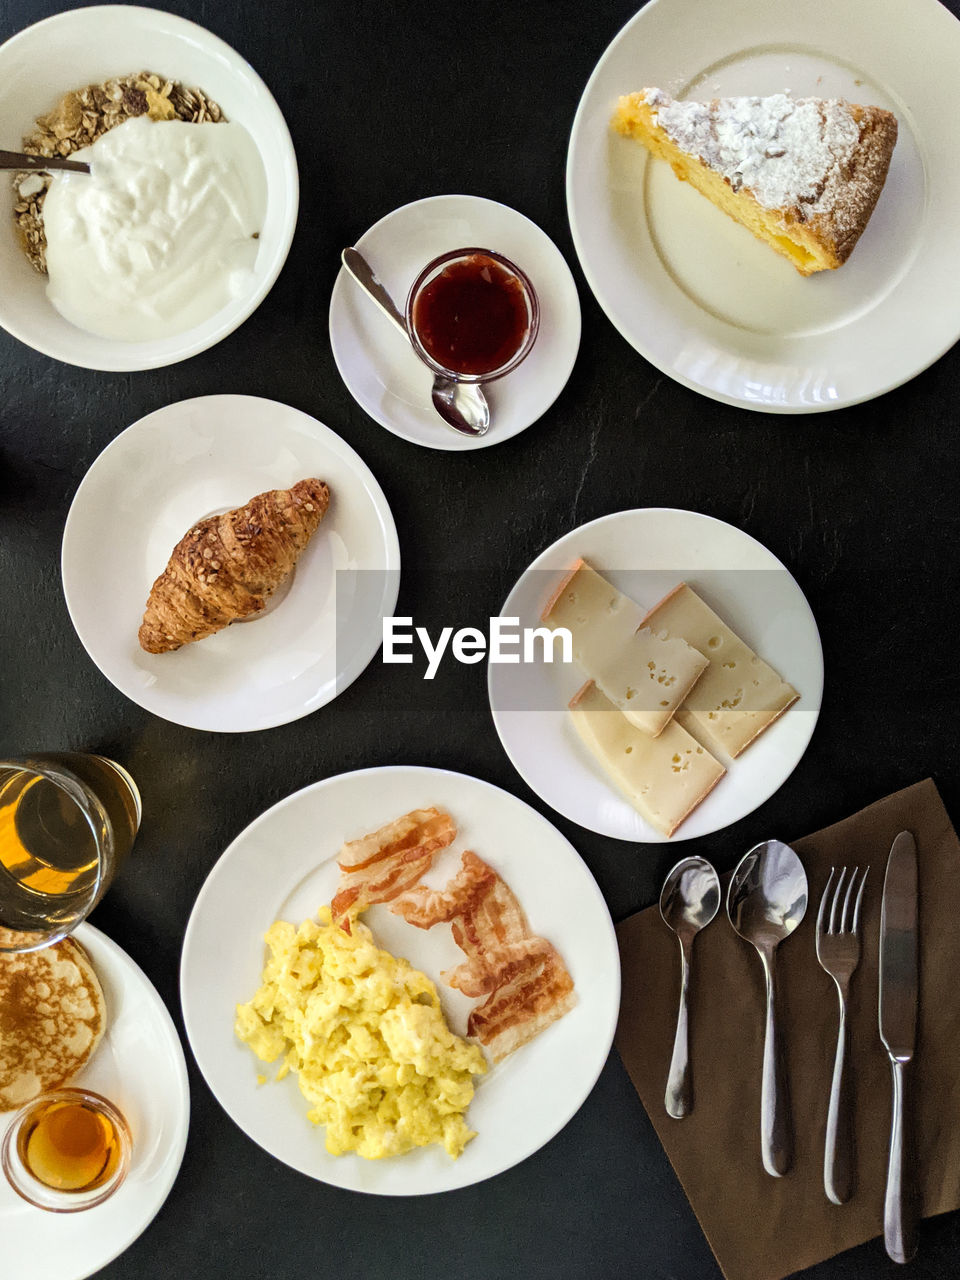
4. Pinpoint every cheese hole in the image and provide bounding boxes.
[624,746,633,754]
[708,636,722,649]
[626,688,636,700]
[660,699,669,707]
[723,662,736,669]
